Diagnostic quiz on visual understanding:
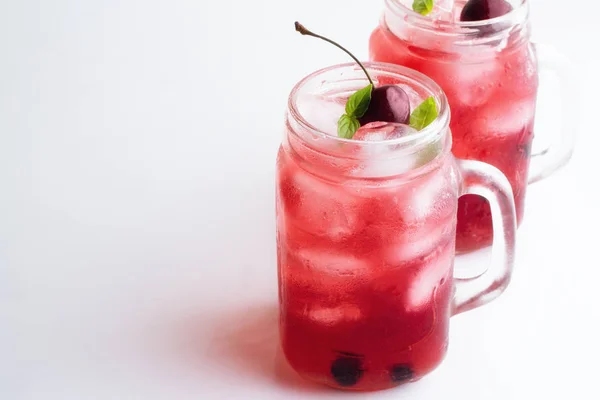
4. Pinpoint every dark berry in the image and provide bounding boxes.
[330,355,364,387]
[390,364,414,383]
[460,0,513,22]
[359,85,411,126]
